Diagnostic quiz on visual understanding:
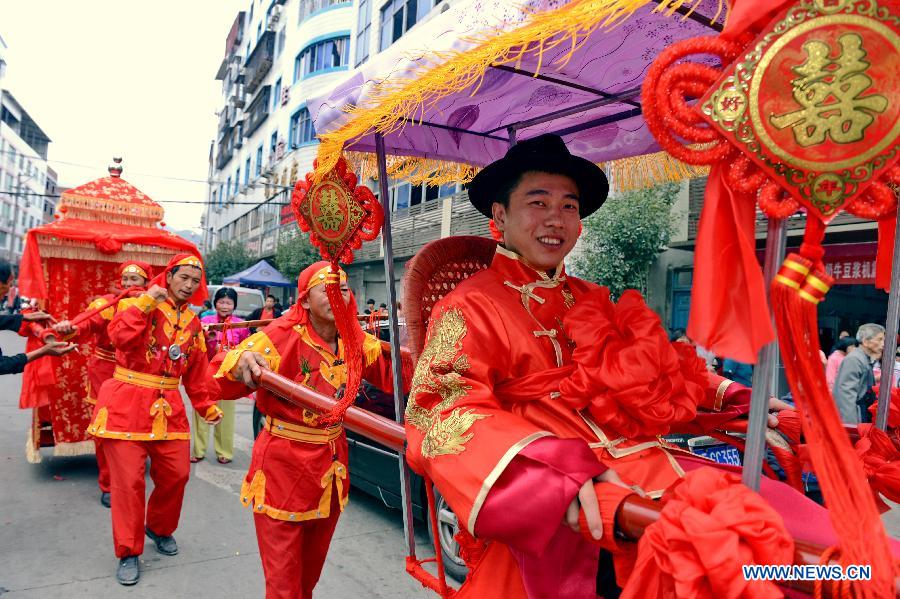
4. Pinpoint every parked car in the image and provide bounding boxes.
[250,381,469,582]
[192,285,264,319]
